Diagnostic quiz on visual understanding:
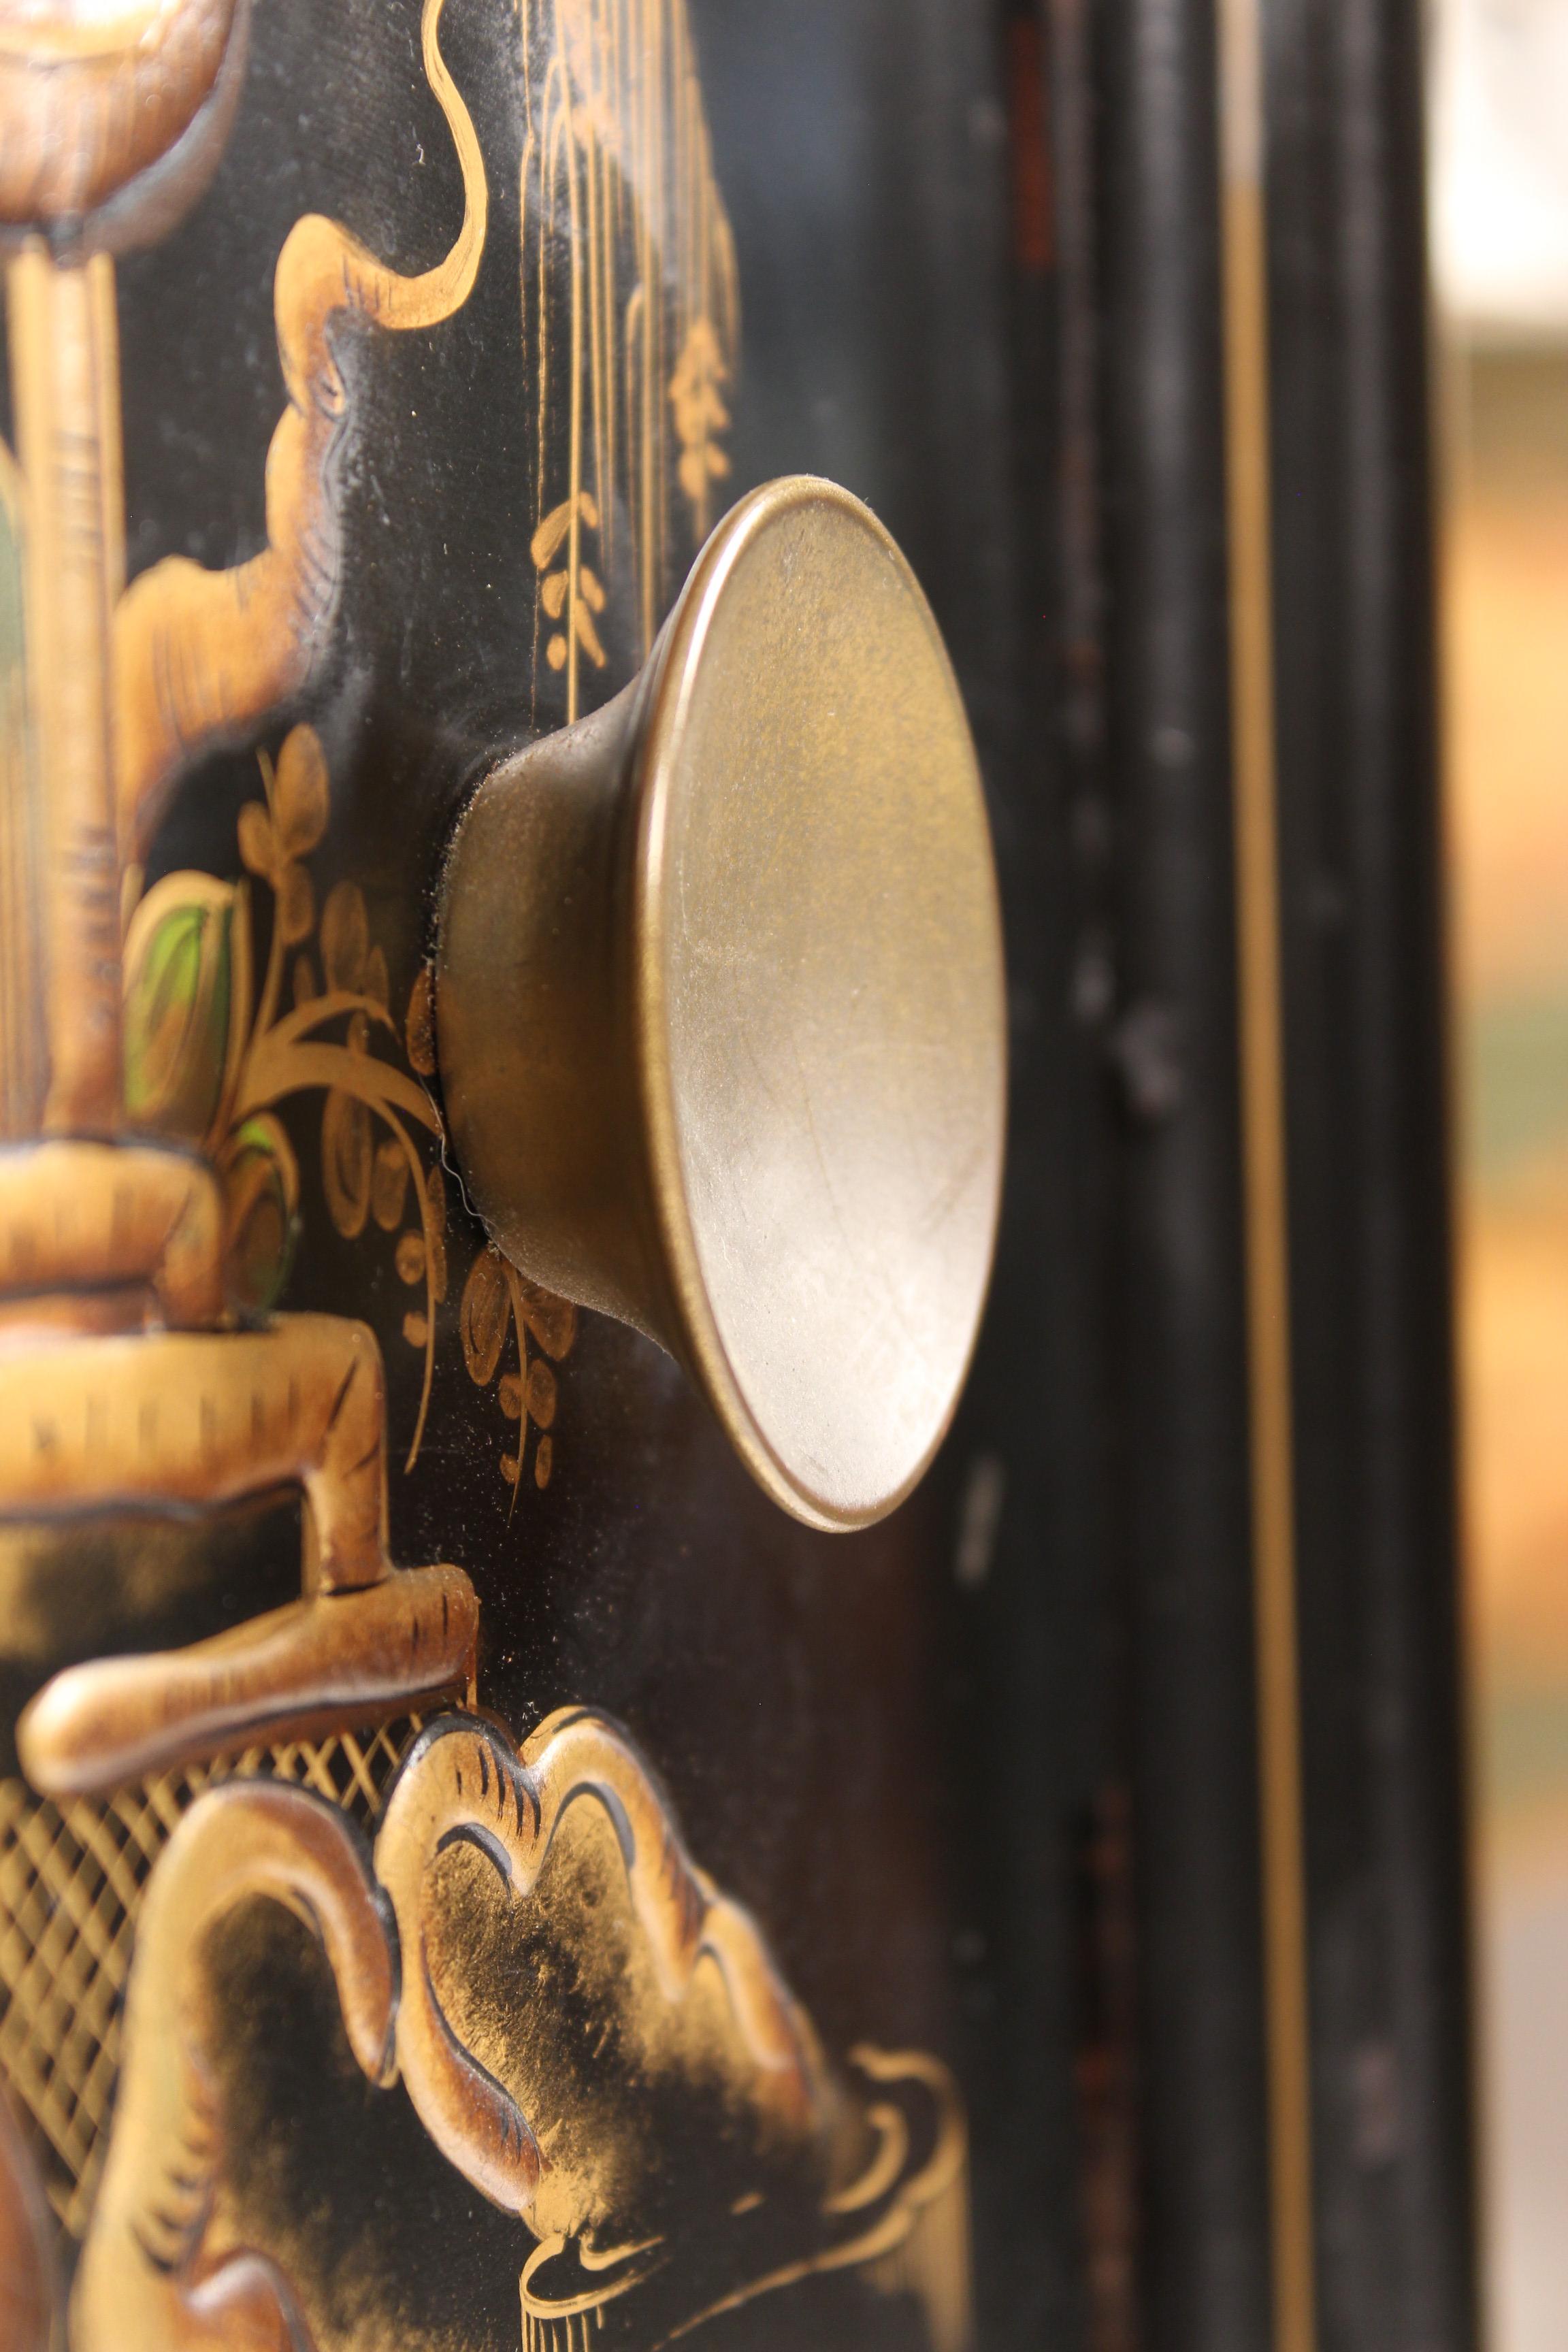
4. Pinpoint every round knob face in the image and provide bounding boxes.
[636,478,1006,1529]
[437,476,1007,1532]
